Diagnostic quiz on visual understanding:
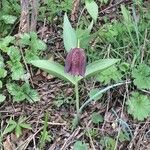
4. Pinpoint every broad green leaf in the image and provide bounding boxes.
[7,46,21,61]
[20,33,30,45]
[84,59,120,78]
[2,15,17,24]
[31,60,76,84]
[0,36,15,52]
[0,68,7,78]
[25,50,39,63]
[126,92,150,121]
[100,136,116,150]
[6,83,26,102]
[63,13,77,52]
[132,64,150,89]
[96,66,123,84]
[73,141,88,150]
[0,94,5,103]
[85,0,98,22]
[9,61,25,80]
[91,112,103,124]
[25,89,40,103]
[36,39,47,50]
[31,39,47,51]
